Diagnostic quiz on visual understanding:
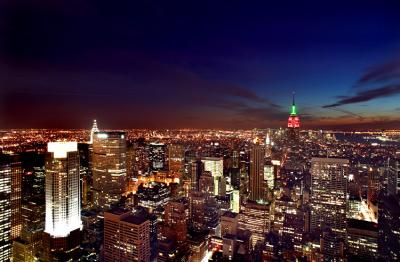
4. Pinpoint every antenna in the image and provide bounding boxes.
[292,91,295,105]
